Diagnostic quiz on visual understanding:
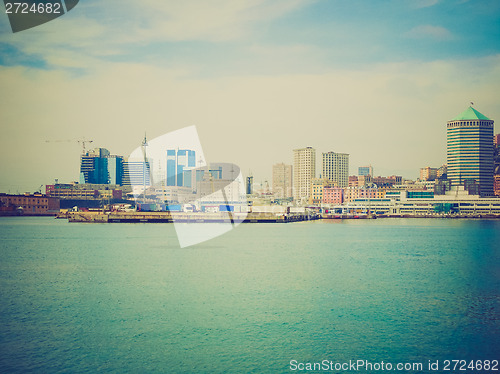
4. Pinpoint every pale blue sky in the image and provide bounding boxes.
[0,0,499,192]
